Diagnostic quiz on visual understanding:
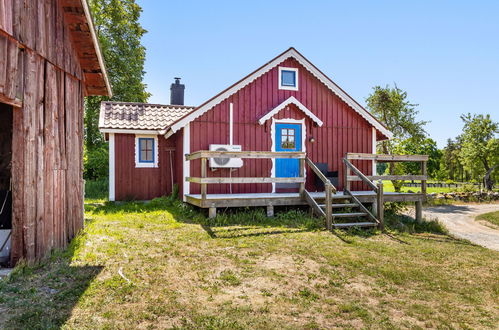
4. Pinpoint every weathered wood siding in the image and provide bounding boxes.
[189,58,374,194]
[0,0,86,264]
[114,134,179,201]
